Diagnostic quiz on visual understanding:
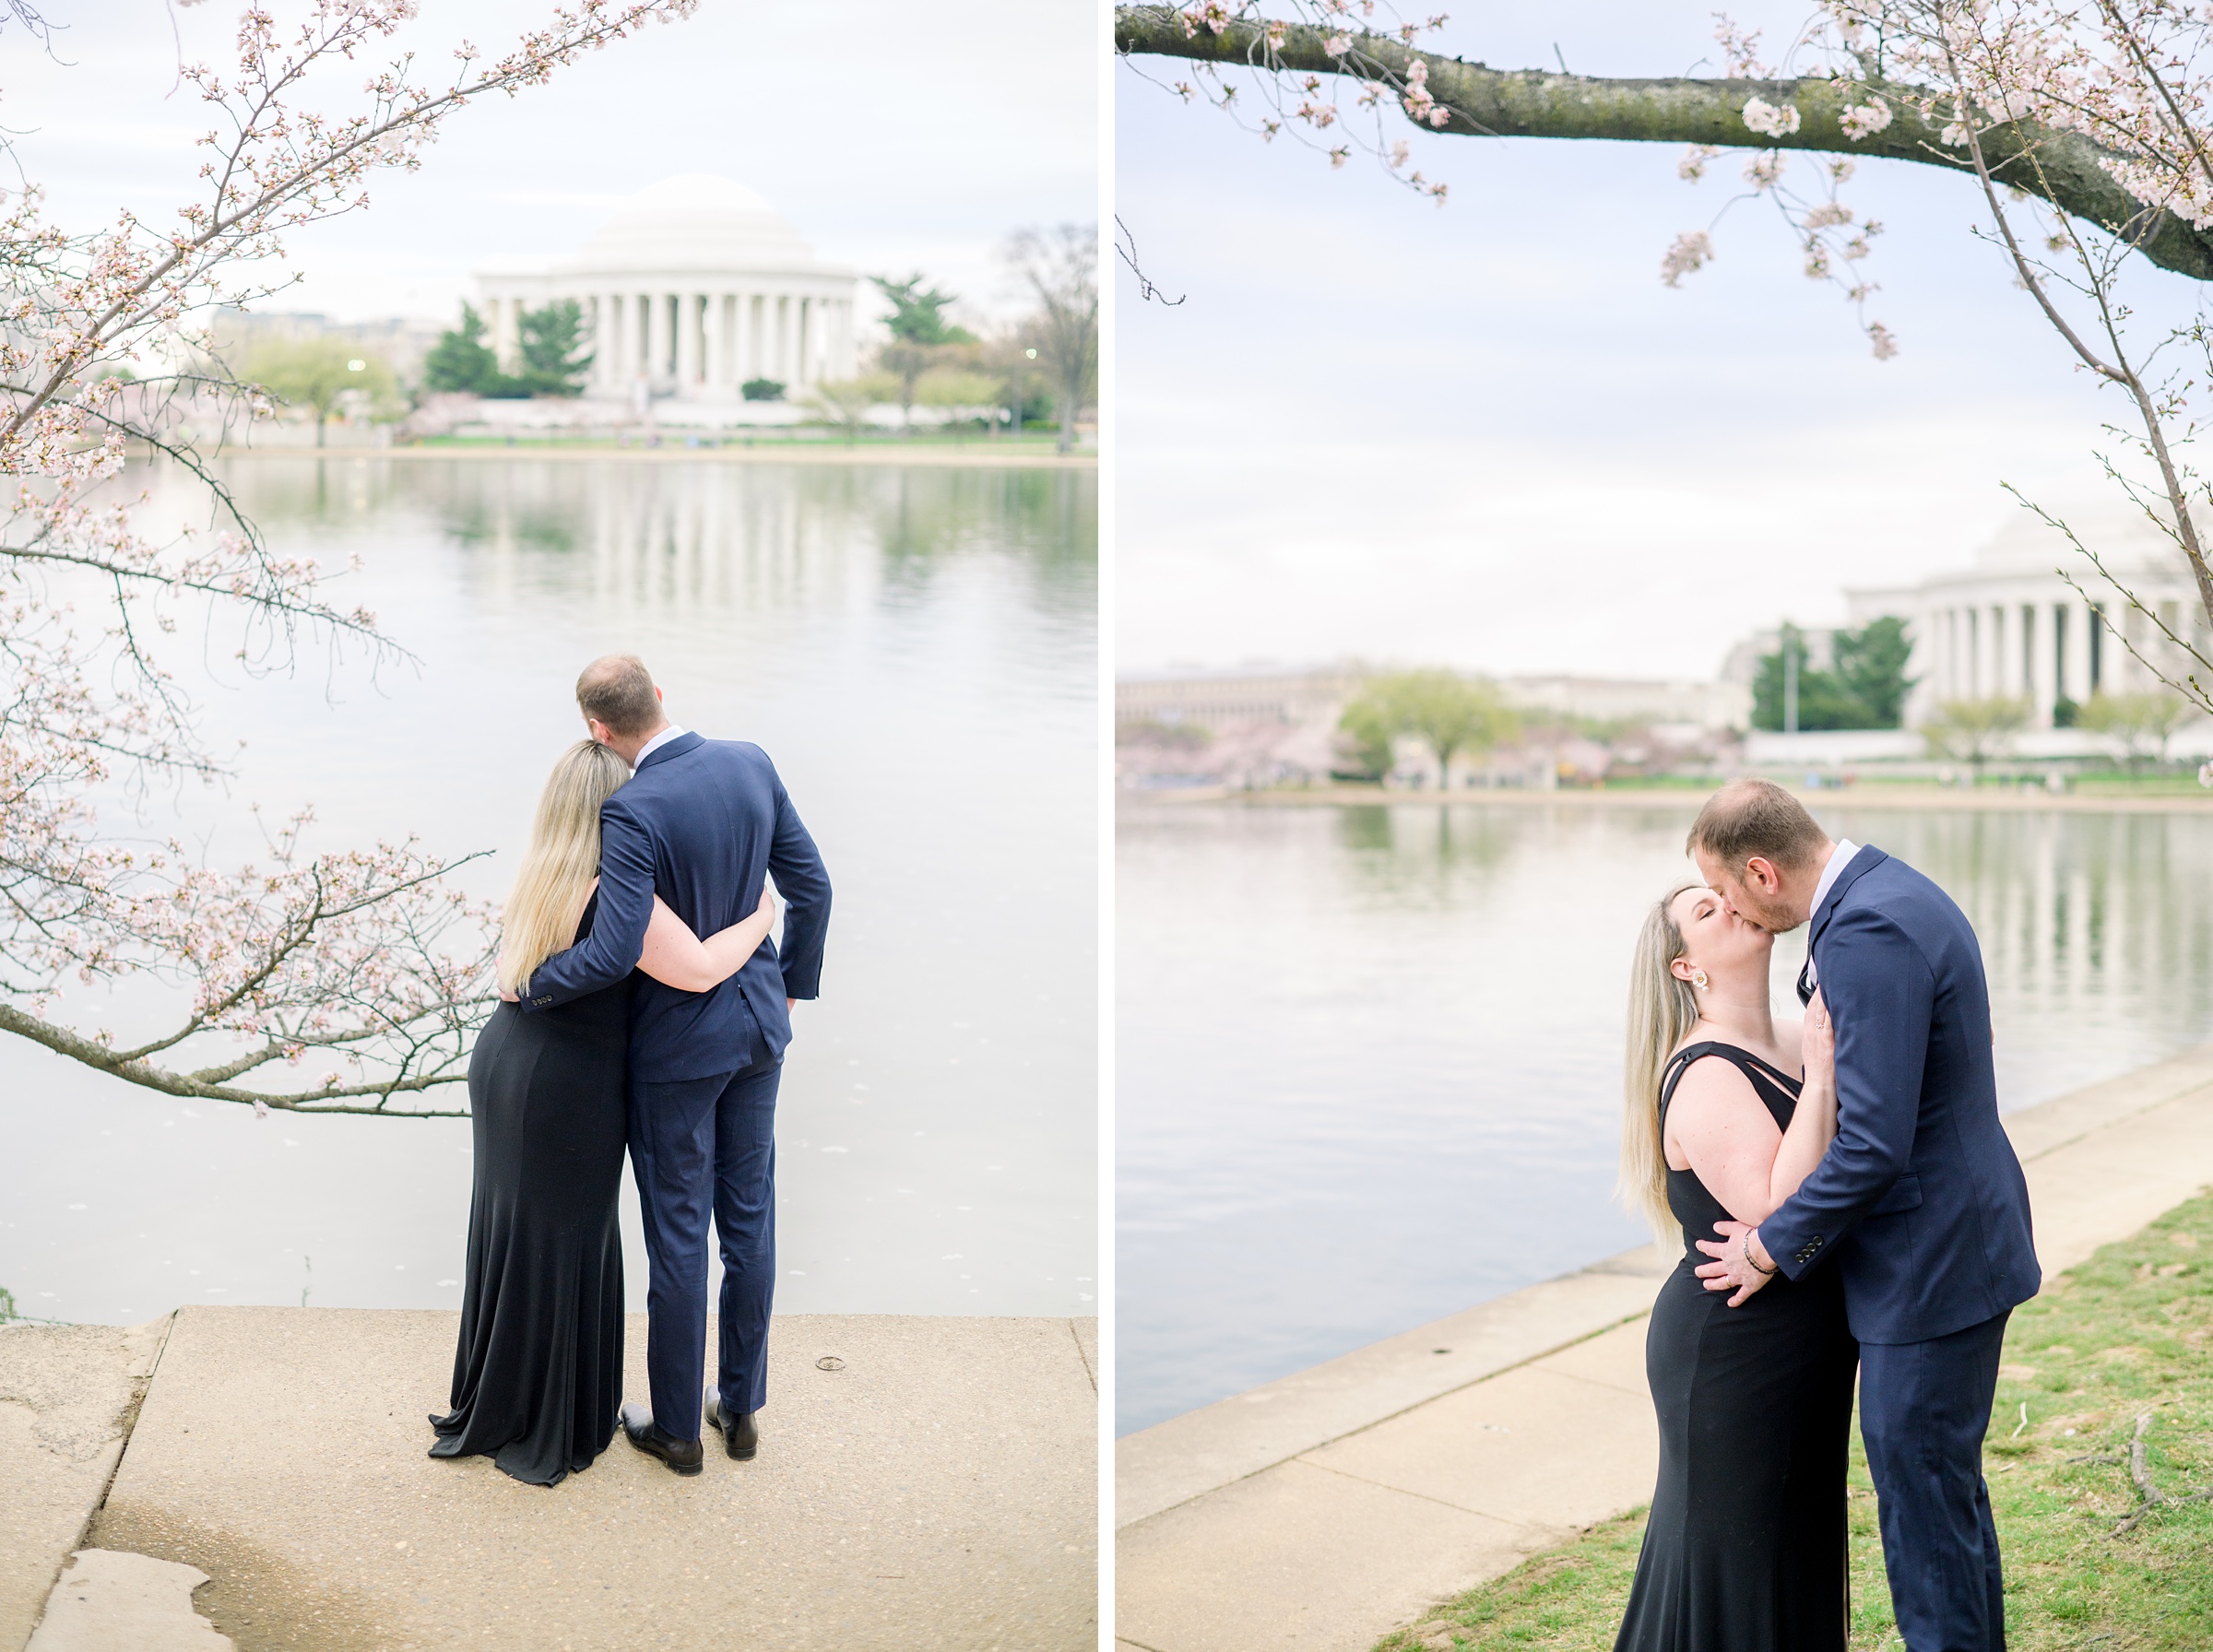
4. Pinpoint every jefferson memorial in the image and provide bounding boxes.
[471,174,859,404]
[1847,502,2212,728]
